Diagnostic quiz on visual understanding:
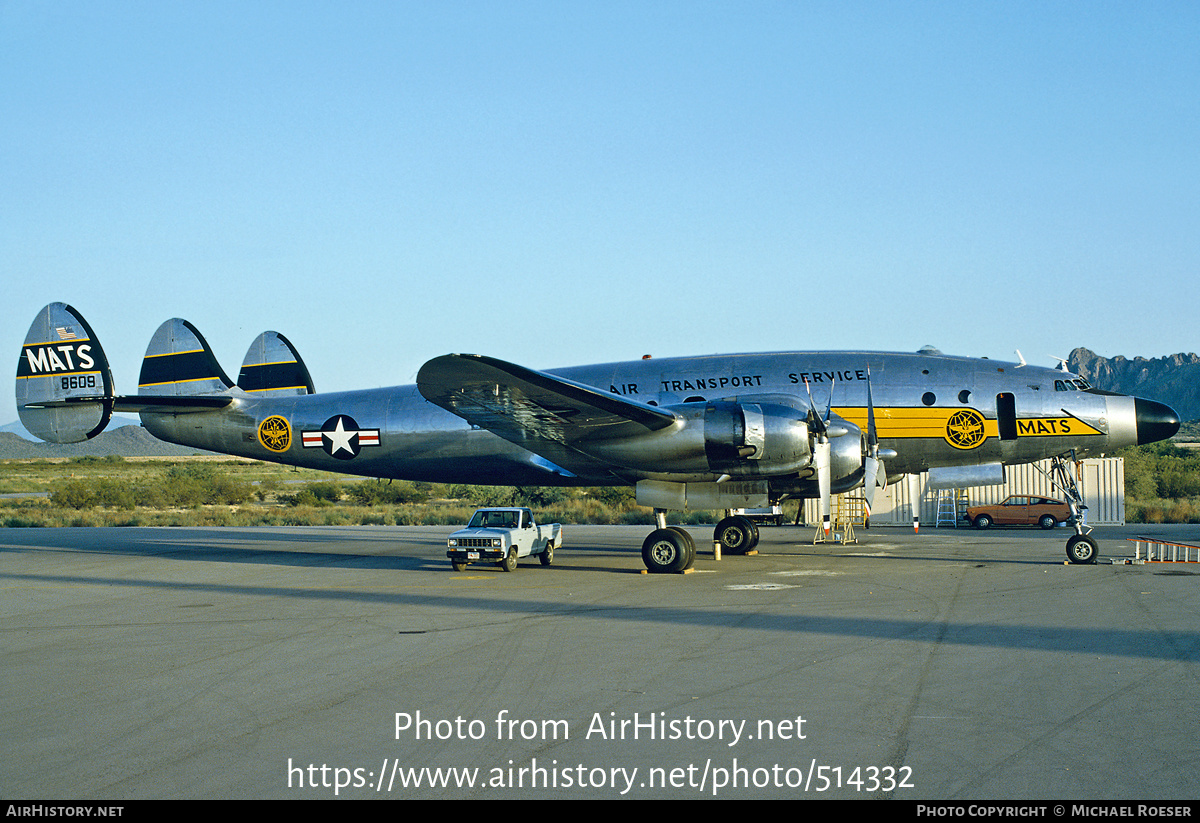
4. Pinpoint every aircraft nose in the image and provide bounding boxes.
[1135,398,1181,445]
